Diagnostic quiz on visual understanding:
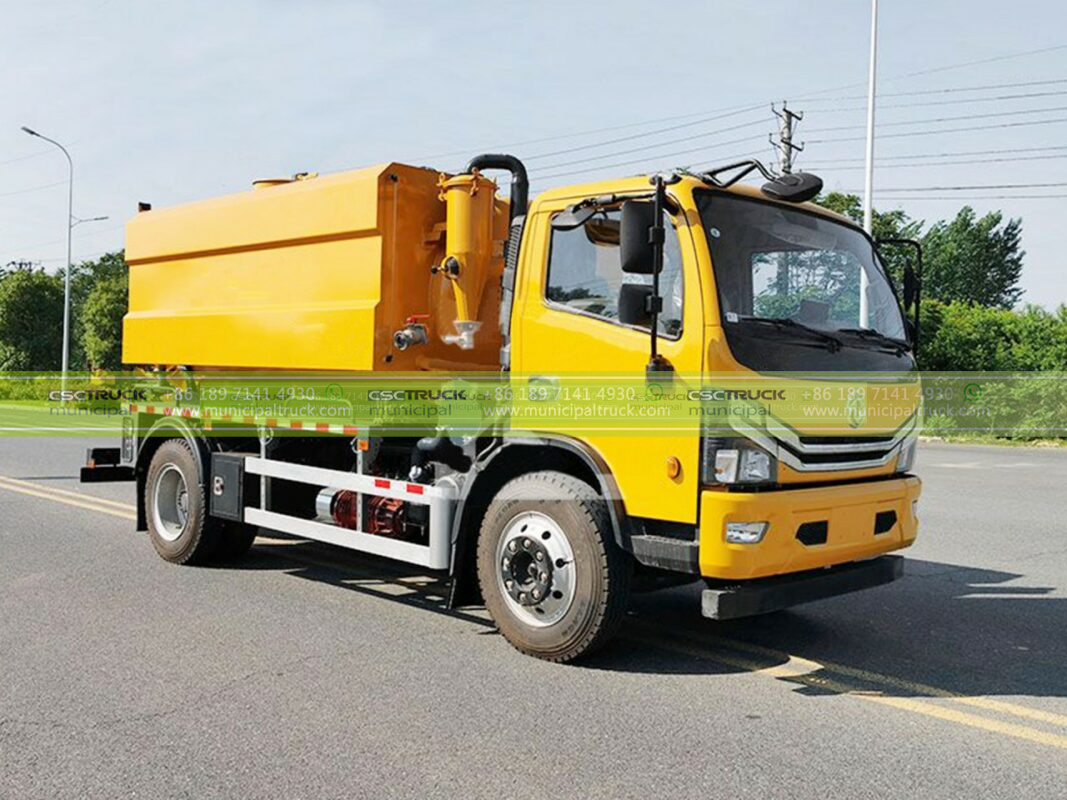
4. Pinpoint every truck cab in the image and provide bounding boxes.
[512,174,919,586]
